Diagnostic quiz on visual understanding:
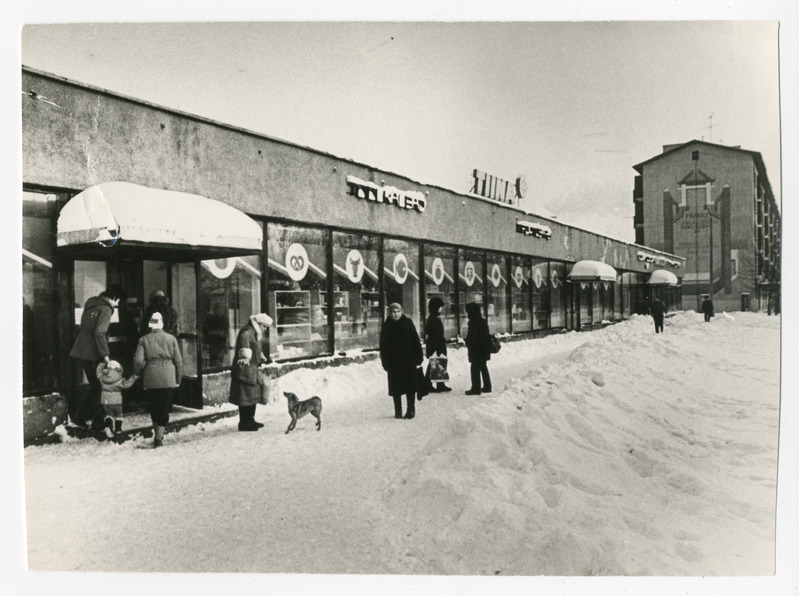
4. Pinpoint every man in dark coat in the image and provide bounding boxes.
[701,296,715,322]
[141,290,179,337]
[380,303,424,419]
[651,297,667,334]
[465,302,492,395]
[424,297,451,392]
[69,284,126,429]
